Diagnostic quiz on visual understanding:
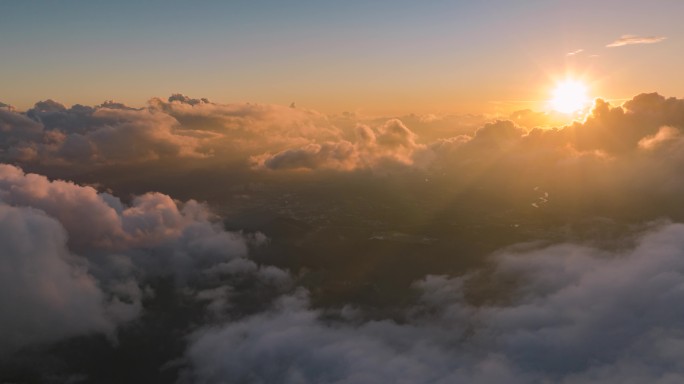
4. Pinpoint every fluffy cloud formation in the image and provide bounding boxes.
[0,164,231,254]
[5,93,684,227]
[0,204,114,353]
[0,99,208,164]
[3,92,684,381]
[254,119,425,170]
[0,164,285,354]
[606,34,667,47]
[186,222,684,383]
[250,92,684,179]
[2,92,684,177]
[148,94,340,151]
[0,95,349,167]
